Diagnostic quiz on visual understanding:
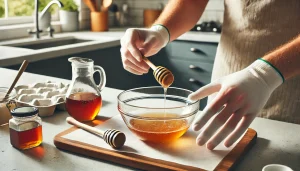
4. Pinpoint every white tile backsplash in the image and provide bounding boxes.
[78,0,224,29]
[206,0,224,11]
[125,0,166,9]
[201,0,224,23]
[80,9,91,20]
